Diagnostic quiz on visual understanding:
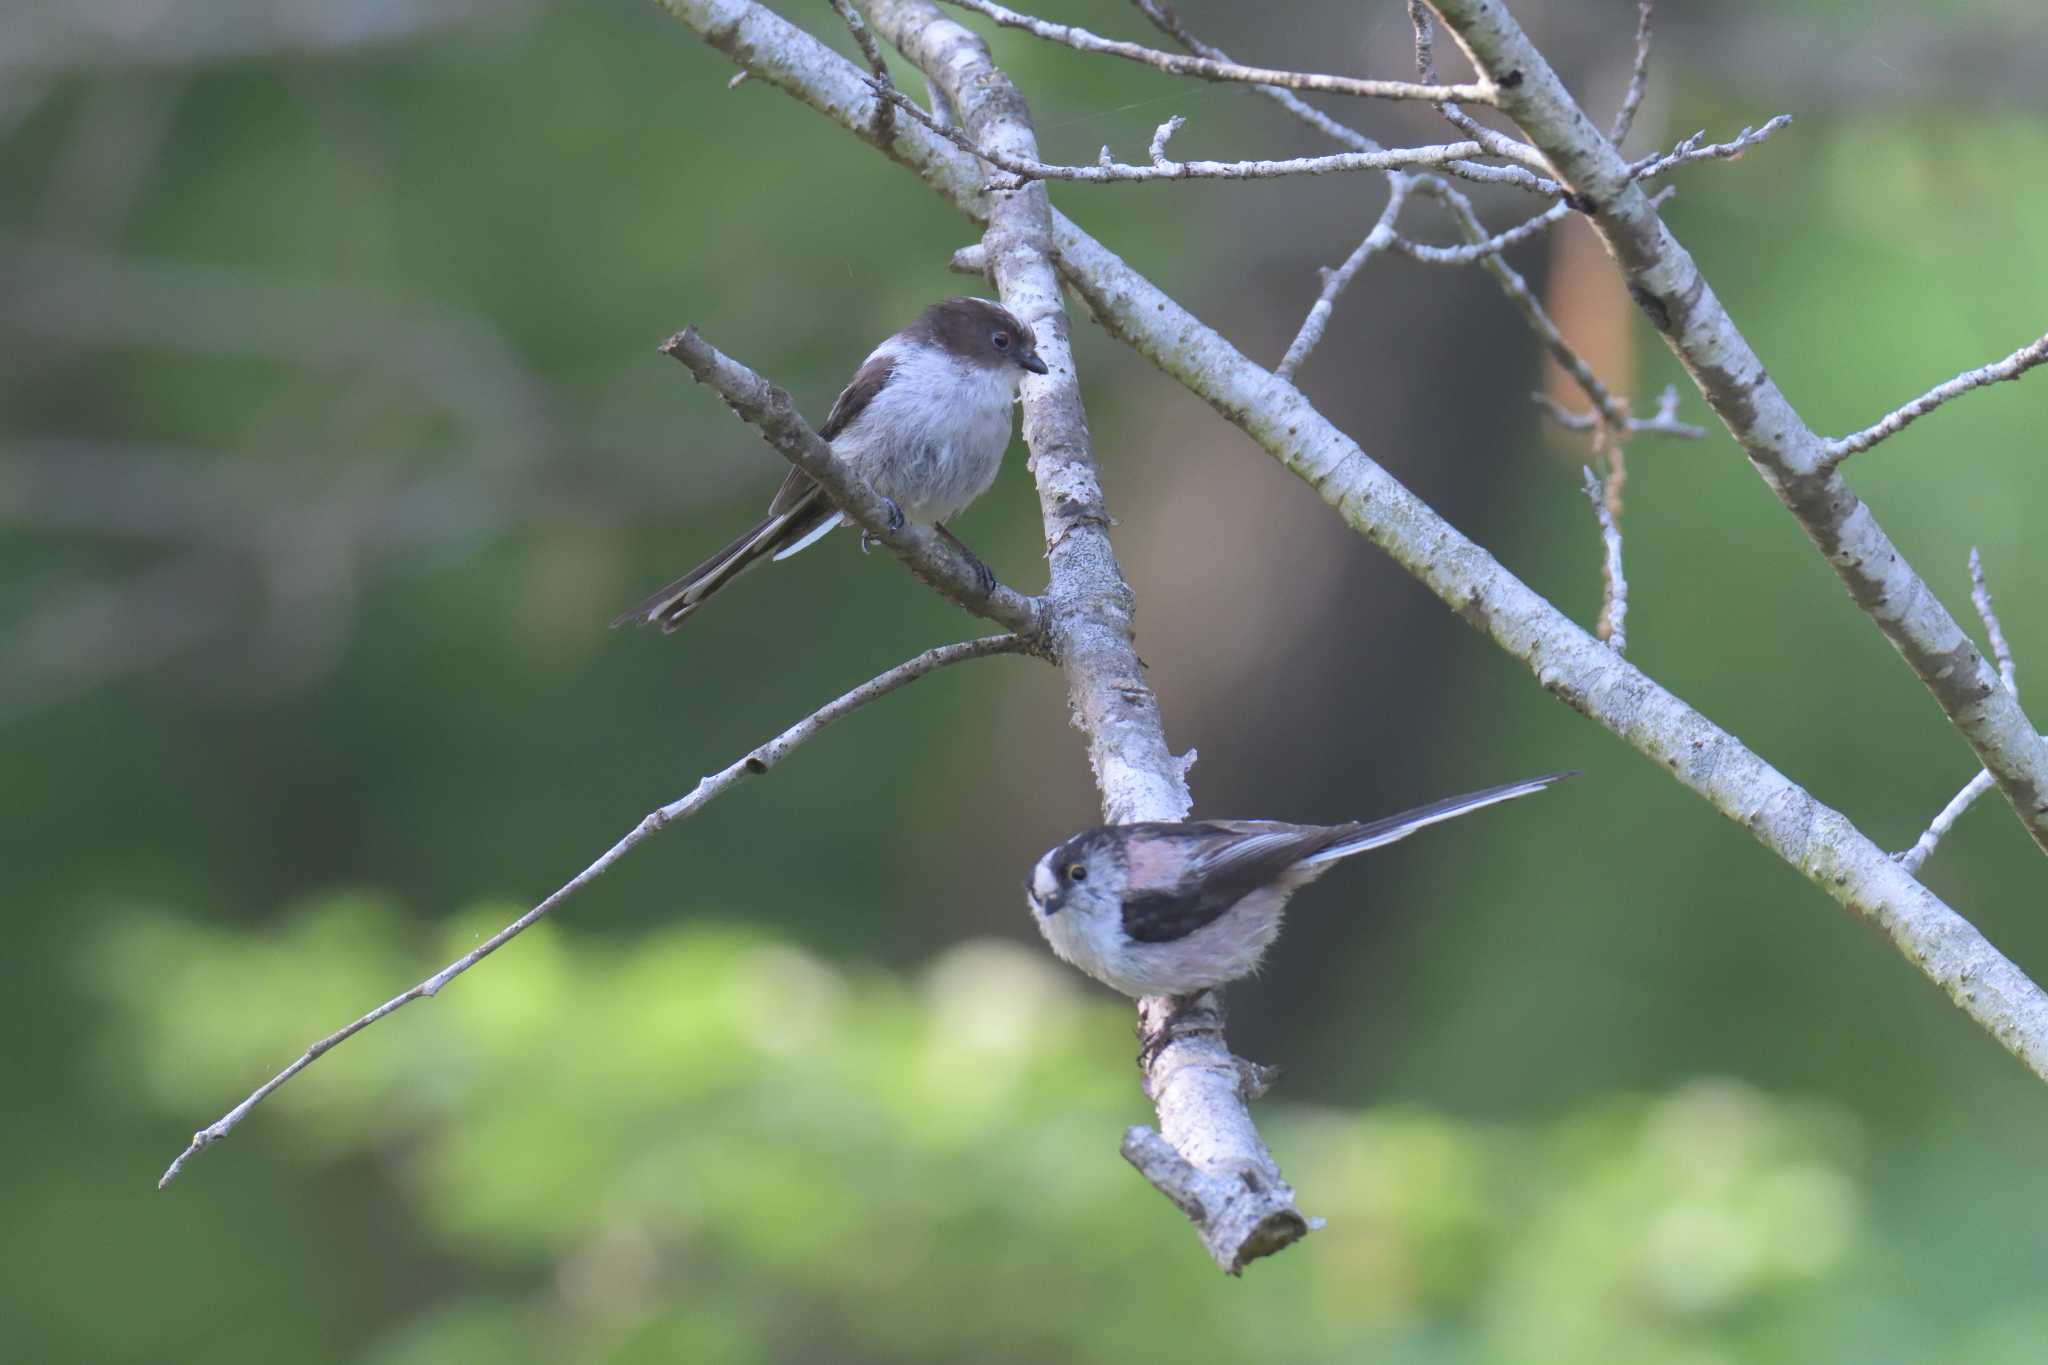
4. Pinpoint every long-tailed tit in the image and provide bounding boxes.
[1026,772,1577,999]
[615,297,1047,632]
